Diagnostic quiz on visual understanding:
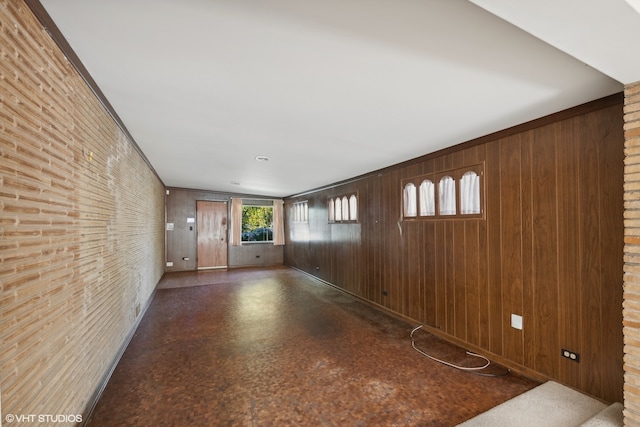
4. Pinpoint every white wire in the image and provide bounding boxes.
[410,324,491,372]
